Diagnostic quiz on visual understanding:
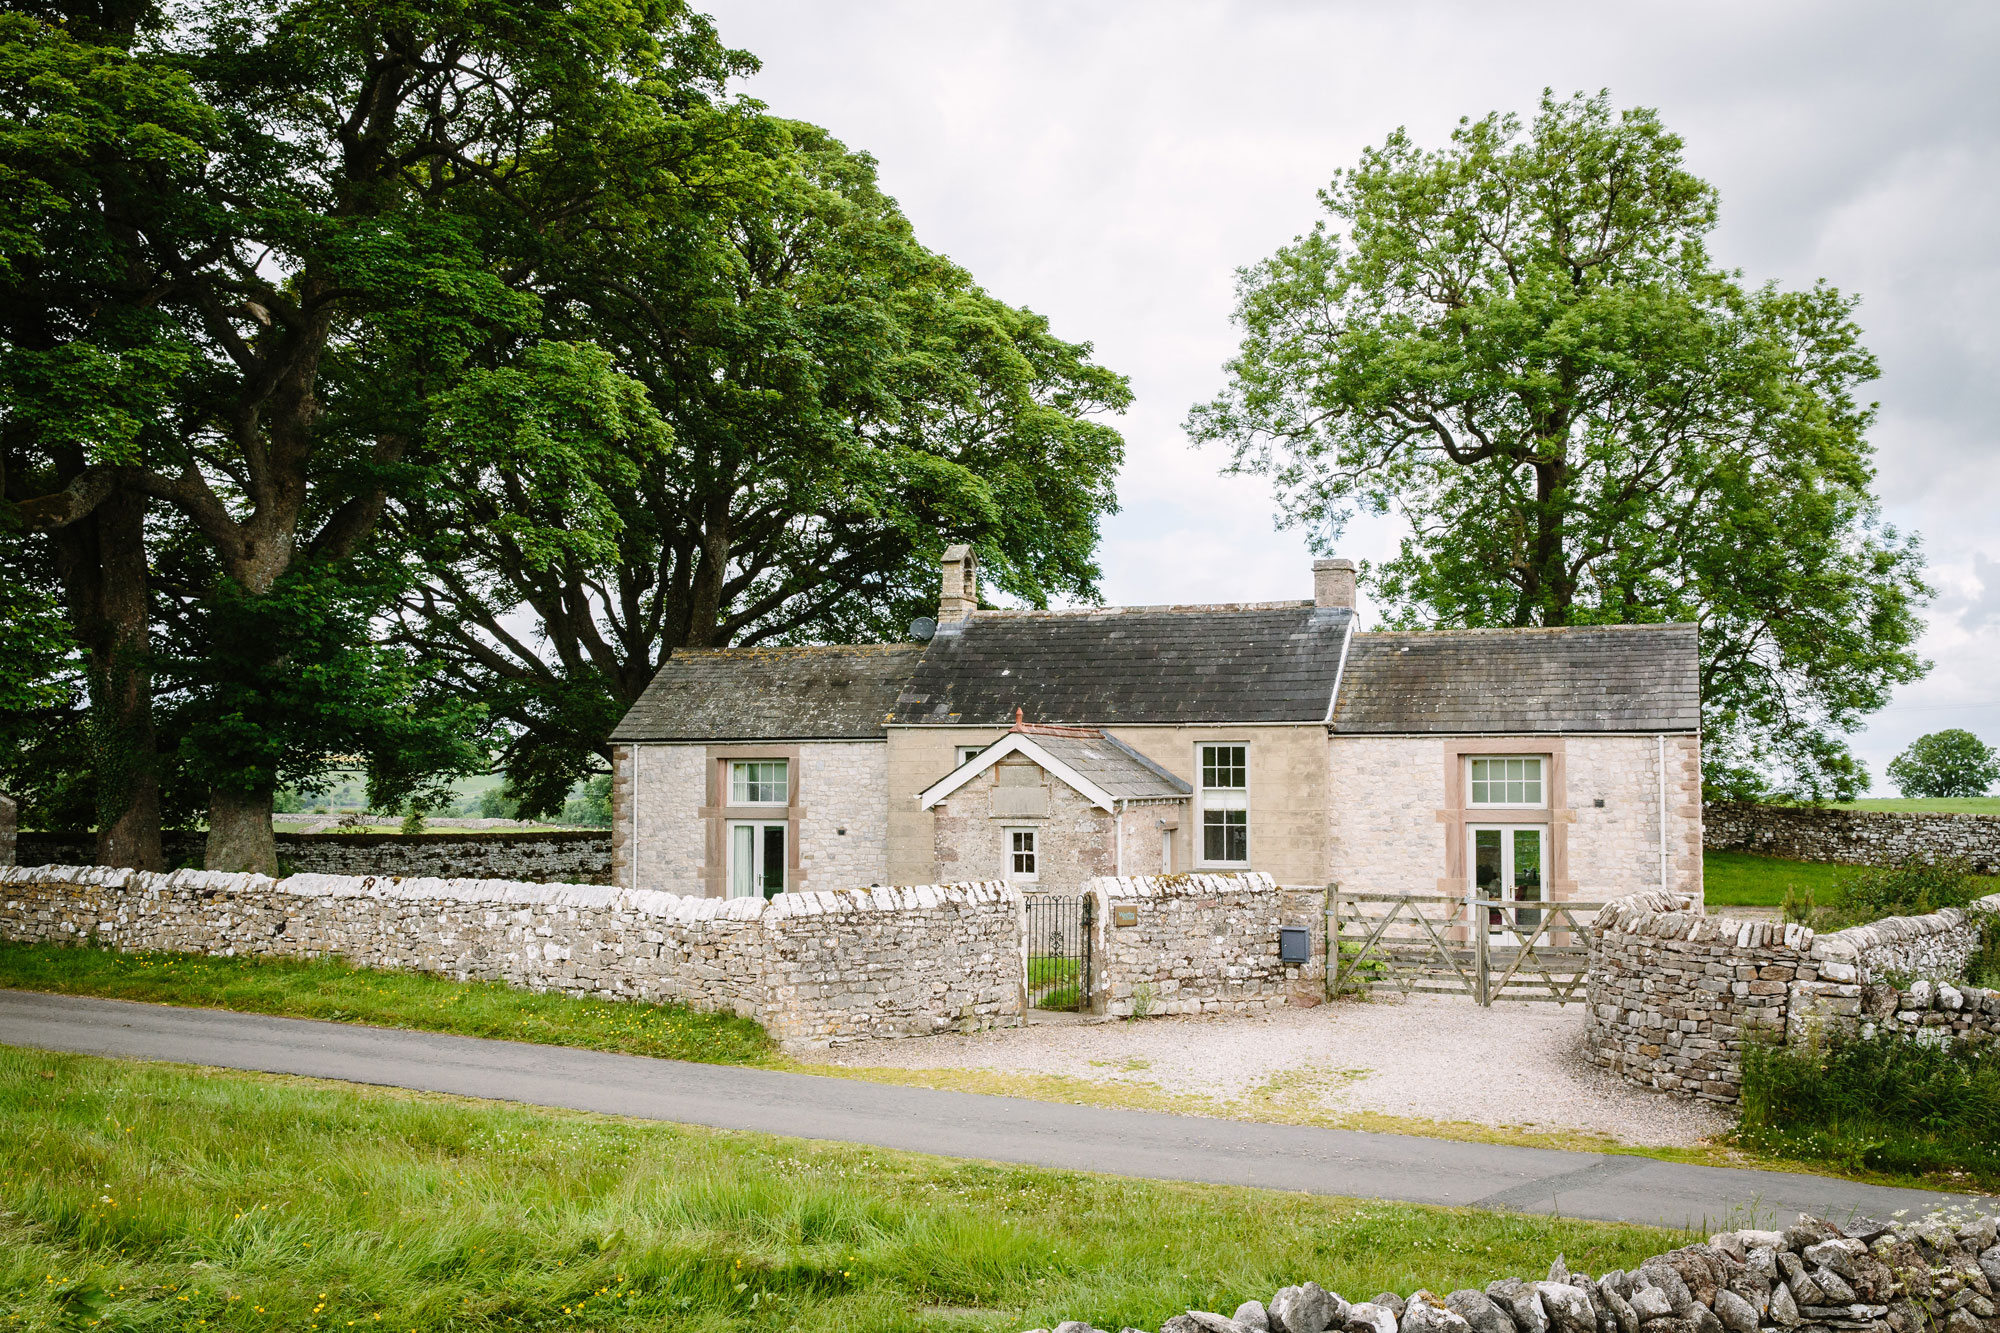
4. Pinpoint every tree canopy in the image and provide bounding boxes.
[1188,91,1929,801]
[0,2,1128,859]
[1886,729,2000,800]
